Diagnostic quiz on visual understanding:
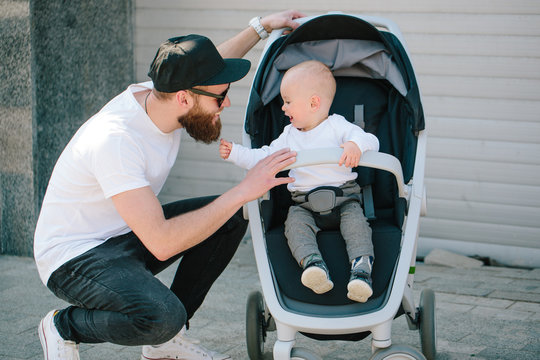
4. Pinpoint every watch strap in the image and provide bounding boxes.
[249,16,269,40]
